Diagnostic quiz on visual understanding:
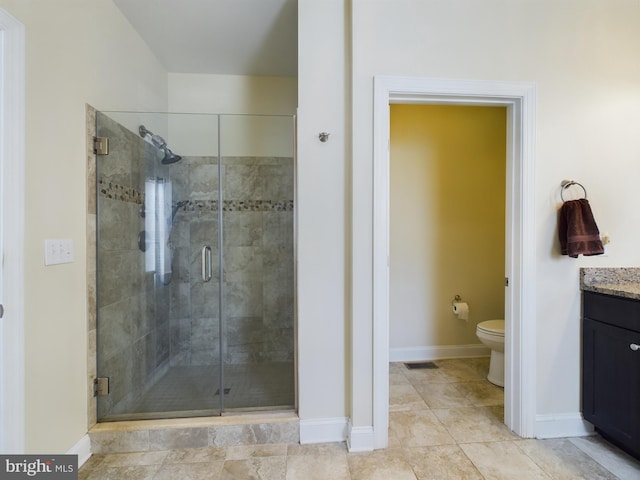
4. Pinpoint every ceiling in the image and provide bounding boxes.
[113,0,298,77]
